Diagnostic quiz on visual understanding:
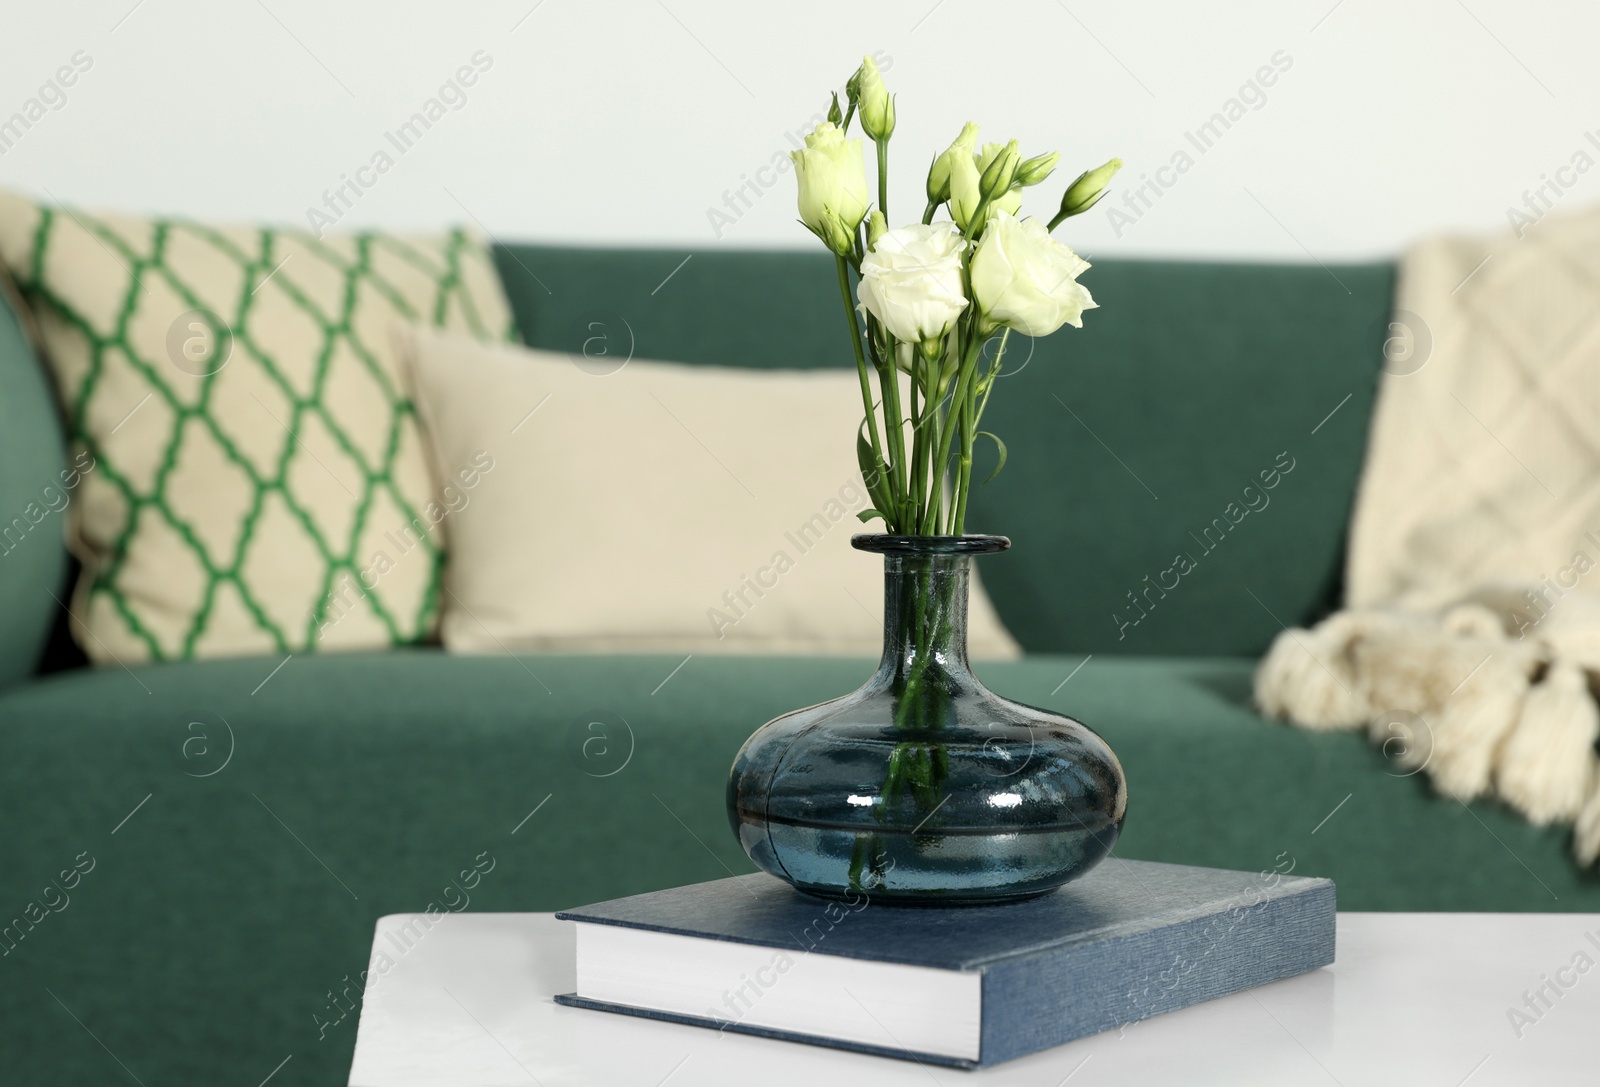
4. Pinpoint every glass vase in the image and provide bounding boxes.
[726,534,1127,905]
